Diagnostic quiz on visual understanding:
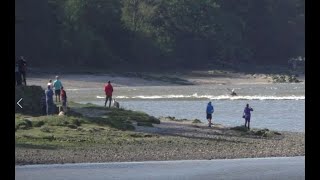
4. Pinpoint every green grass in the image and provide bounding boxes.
[15,101,161,149]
